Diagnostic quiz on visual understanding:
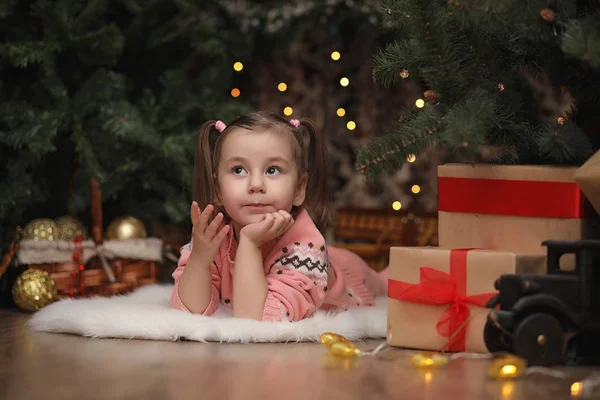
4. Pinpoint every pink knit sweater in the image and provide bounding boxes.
[170,209,386,321]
